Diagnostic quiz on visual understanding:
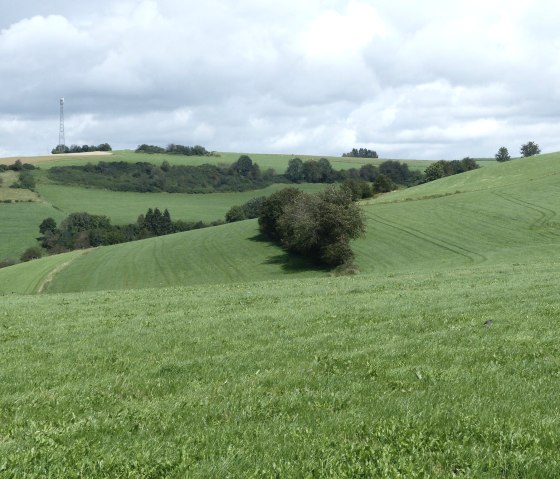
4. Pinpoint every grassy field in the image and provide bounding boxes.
[1,150,435,172]
[1,262,559,477]
[0,178,324,260]
[48,221,325,293]
[2,152,558,294]
[35,183,326,225]
[0,171,39,202]
[1,153,559,476]
[0,202,66,260]
[0,220,325,294]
